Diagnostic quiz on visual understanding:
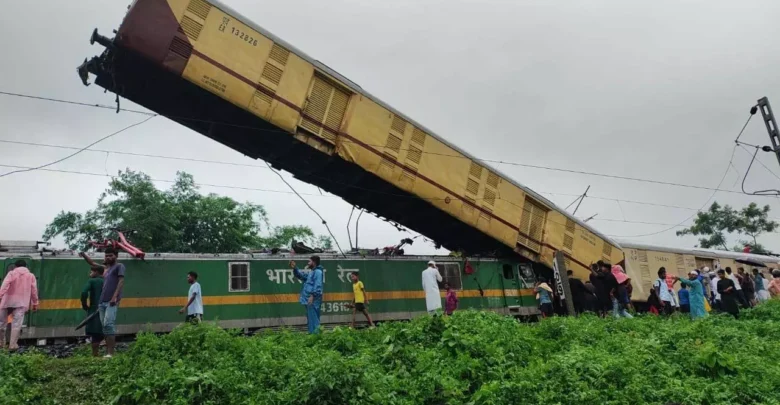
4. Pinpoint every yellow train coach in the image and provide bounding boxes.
[620,241,780,301]
[80,0,624,279]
